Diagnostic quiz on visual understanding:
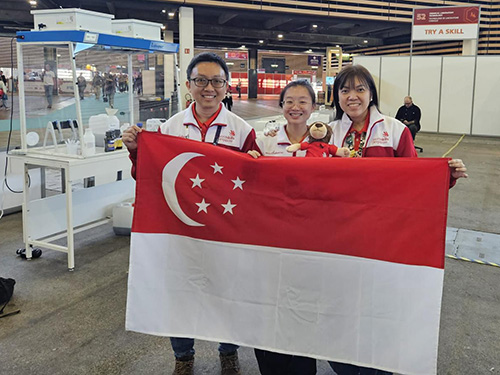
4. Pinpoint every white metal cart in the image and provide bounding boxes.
[10,27,178,270]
